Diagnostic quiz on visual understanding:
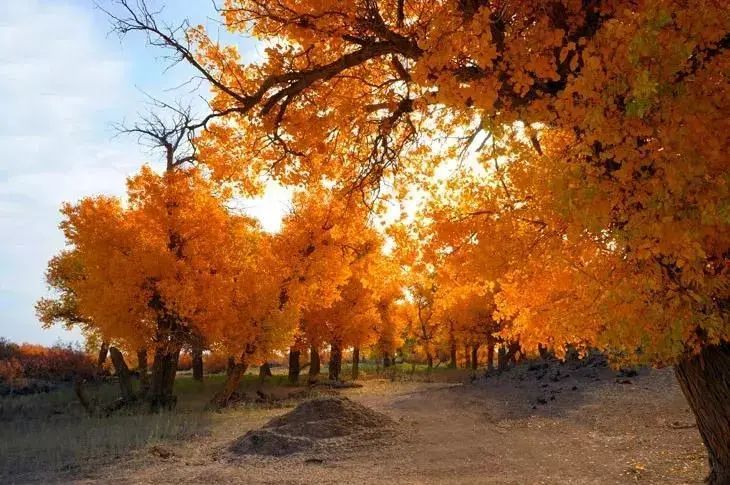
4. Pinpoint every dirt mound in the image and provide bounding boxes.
[230,430,314,456]
[230,396,395,456]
